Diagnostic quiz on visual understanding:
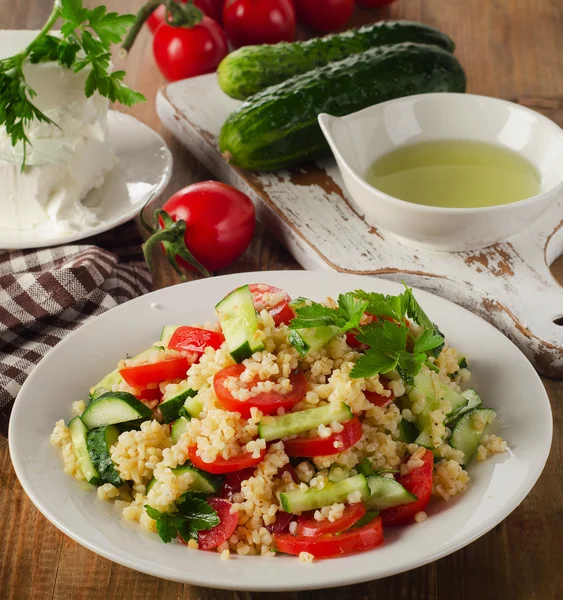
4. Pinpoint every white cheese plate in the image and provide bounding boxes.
[0,111,172,250]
